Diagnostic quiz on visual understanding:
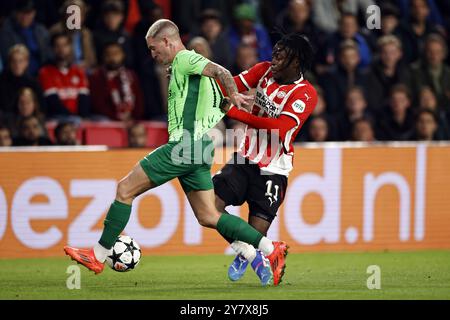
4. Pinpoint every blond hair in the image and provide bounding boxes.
[145,19,179,39]
[8,44,30,61]
[377,35,402,50]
